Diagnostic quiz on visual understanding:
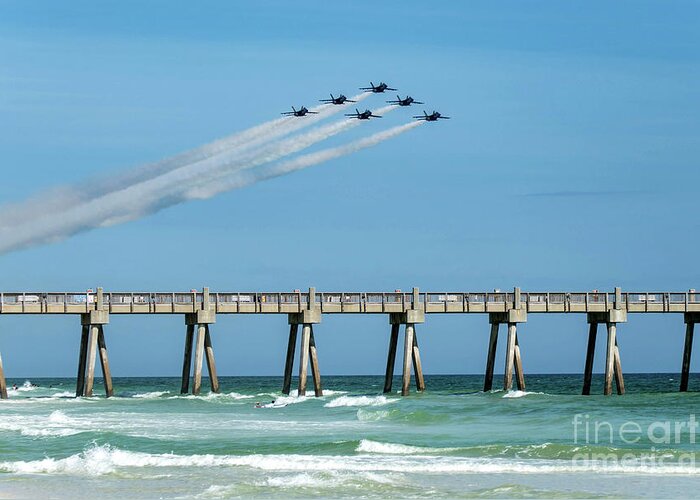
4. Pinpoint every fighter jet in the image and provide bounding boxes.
[319,93,356,105]
[359,81,397,93]
[413,110,450,121]
[281,106,318,117]
[386,95,424,107]
[345,108,382,120]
